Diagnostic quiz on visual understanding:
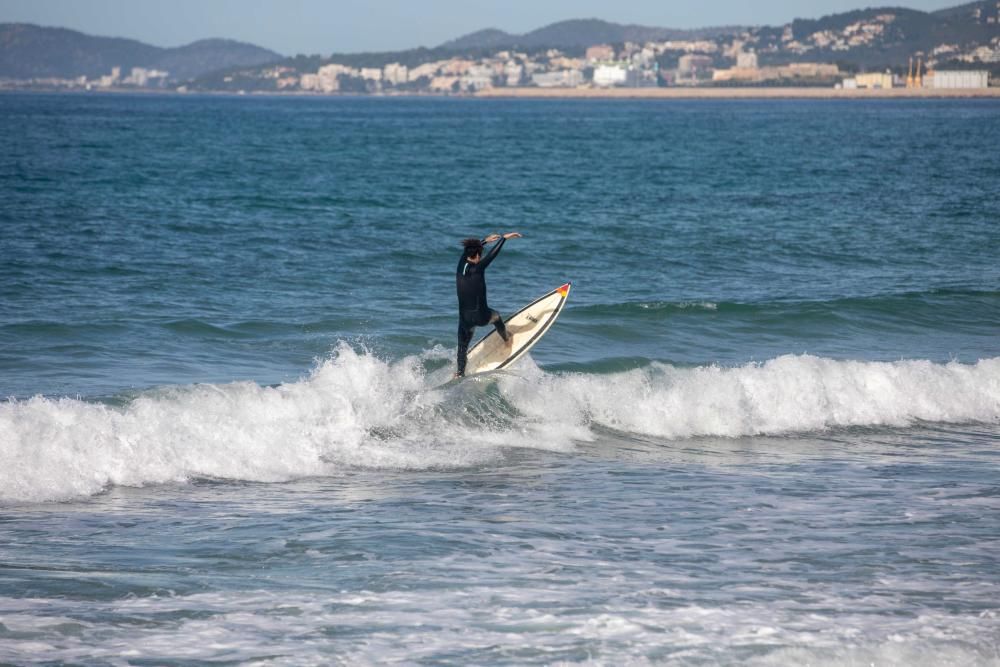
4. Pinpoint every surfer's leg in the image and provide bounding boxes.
[488,309,511,343]
[456,321,475,376]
